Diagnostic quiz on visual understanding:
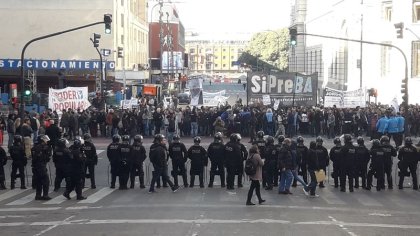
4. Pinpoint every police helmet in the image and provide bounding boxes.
[74,136,84,145]
[297,136,304,144]
[112,135,121,143]
[73,138,82,147]
[266,136,274,145]
[173,134,180,142]
[134,135,143,143]
[57,138,68,148]
[154,134,165,143]
[372,139,381,148]
[343,134,352,143]
[357,136,364,145]
[257,131,264,139]
[277,135,285,144]
[405,136,413,145]
[316,136,323,145]
[230,133,237,142]
[380,135,390,144]
[122,135,130,142]
[235,133,242,141]
[333,137,341,145]
[214,132,223,142]
[194,136,201,144]
[83,133,91,142]
[13,135,23,144]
